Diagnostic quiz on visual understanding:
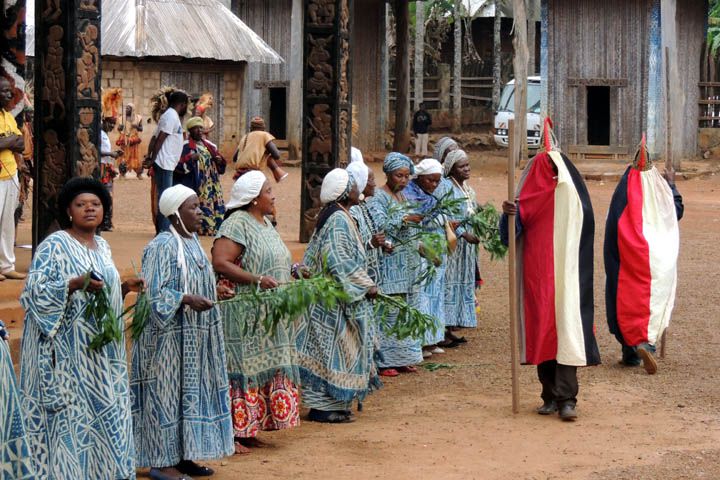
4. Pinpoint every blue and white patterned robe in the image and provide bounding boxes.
[403,181,447,346]
[444,179,479,328]
[0,327,34,479]
[367,189,423,367]
[296,209,377,410]
[19,231,135,480]
[131,232,233,468]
